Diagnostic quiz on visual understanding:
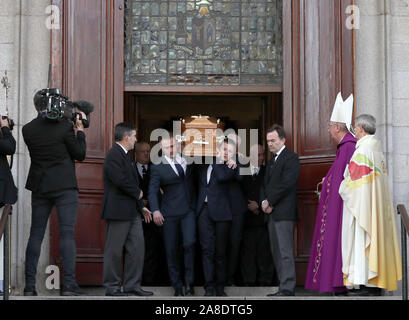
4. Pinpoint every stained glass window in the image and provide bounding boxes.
[124,0,282,86]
